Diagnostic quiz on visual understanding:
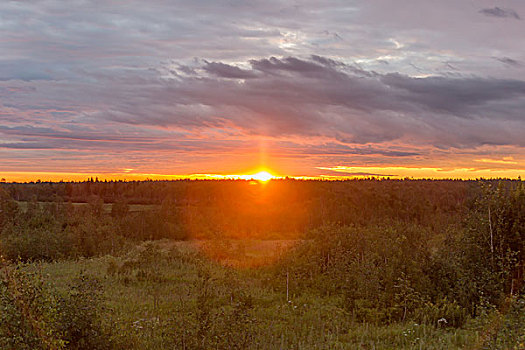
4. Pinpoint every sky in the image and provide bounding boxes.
[1,0,524,181]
